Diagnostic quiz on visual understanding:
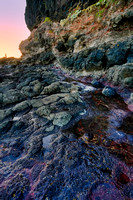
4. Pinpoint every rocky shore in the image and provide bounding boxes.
[0,60,132,199]
[0,0,133,199]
